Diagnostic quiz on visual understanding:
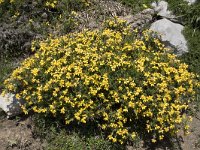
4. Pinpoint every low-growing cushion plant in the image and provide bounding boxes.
[2,18,199,144]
